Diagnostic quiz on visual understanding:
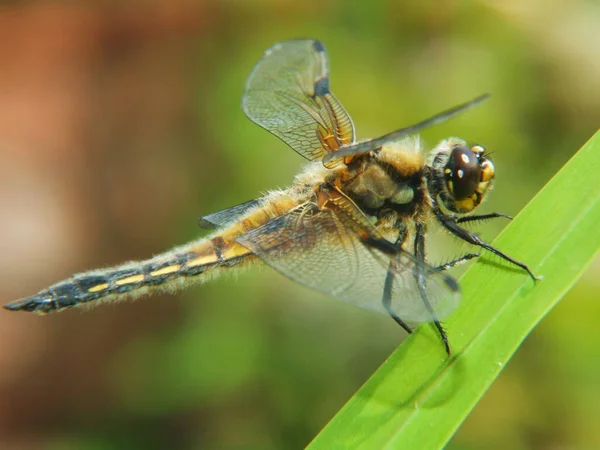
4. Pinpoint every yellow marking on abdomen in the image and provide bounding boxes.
[88,283,110,293]
[186,253,219,268]
[221,244,251,260]
[150,265,181,277]
[115,274,145,286]
[7,192,300,314]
